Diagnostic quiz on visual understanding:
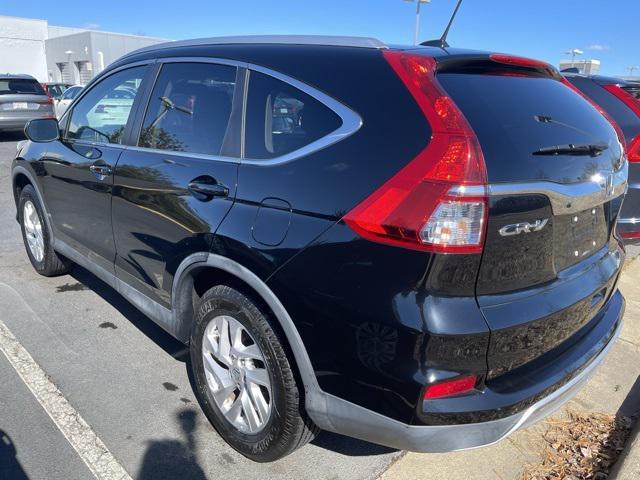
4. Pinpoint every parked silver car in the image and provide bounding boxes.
[0,74,55,133]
